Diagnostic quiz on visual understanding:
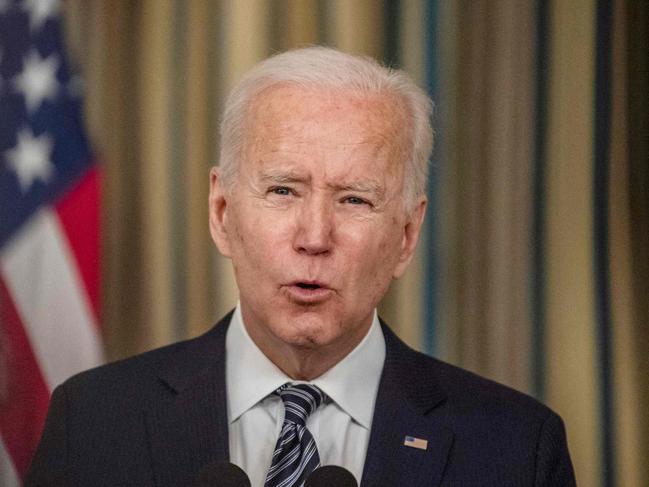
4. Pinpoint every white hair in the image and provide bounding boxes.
[218,46,433,212]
